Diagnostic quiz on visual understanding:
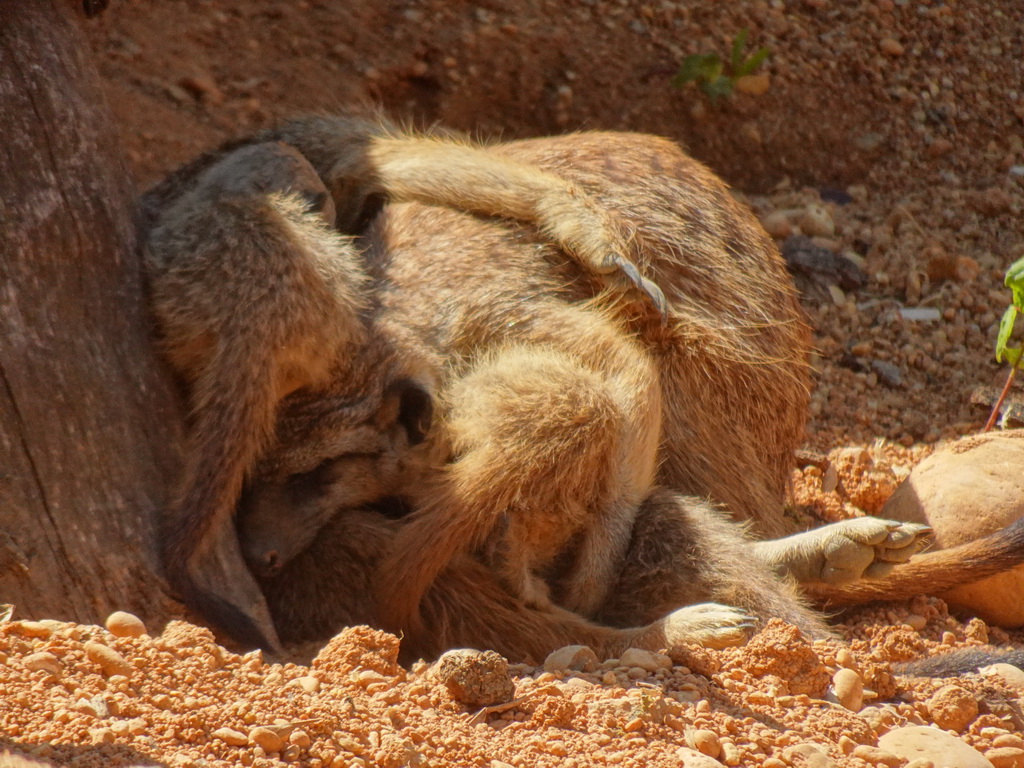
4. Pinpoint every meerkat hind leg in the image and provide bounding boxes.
[598,489,833,641]
[752,517,933,586]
